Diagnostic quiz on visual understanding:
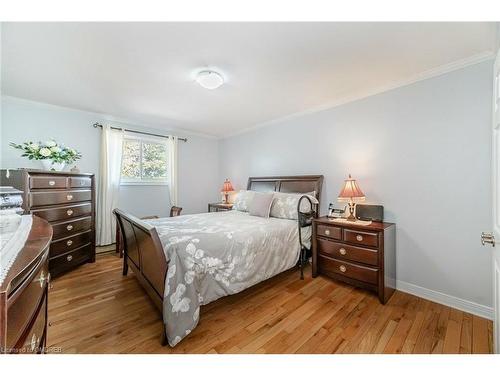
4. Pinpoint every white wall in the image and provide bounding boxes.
[0,96,220,217]
[219,61,494,310]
